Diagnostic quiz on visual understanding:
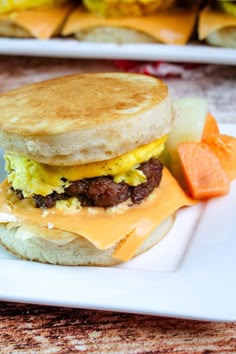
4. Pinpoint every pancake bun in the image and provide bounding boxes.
[0,16,31,37]
[0,215,175,265]
[74,26,158,43]
[206,27,236,48]
[0,73,177,166]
